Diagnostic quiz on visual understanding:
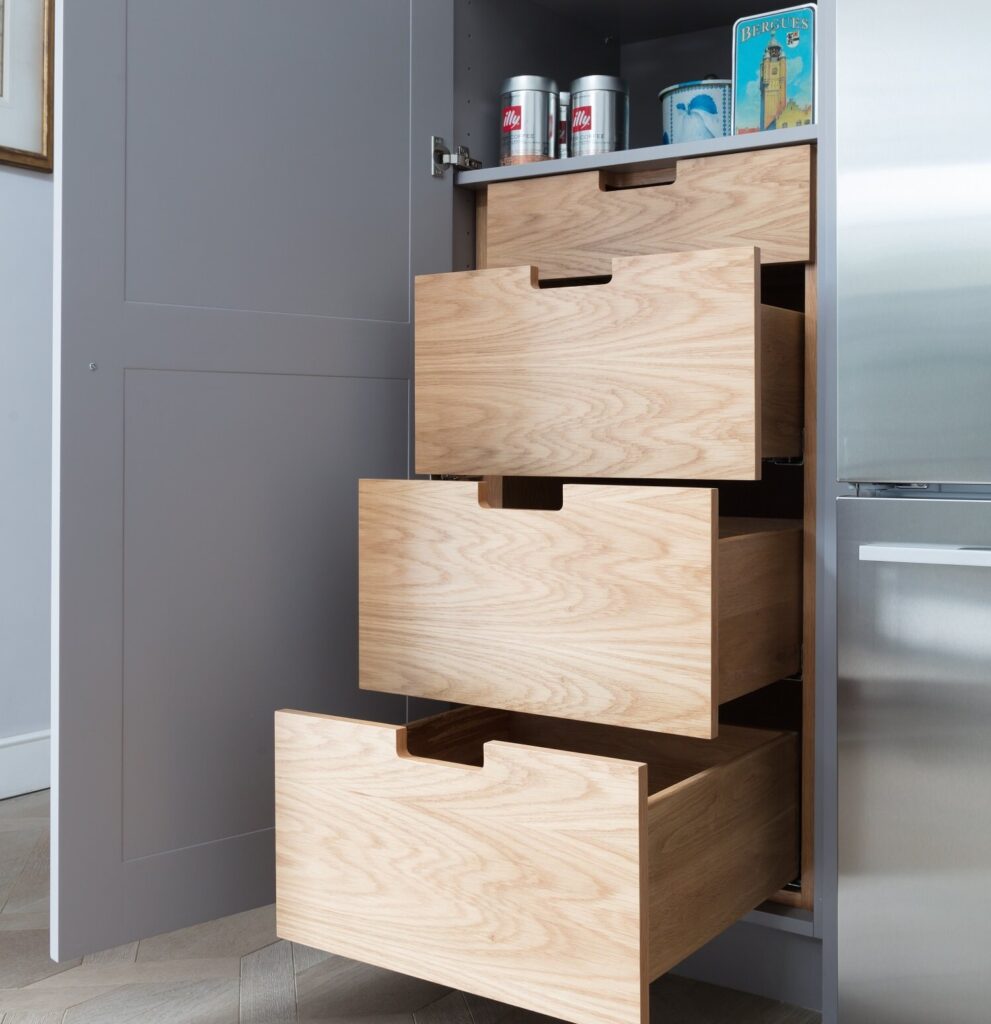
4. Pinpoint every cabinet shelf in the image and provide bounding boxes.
[455,123,817,188]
